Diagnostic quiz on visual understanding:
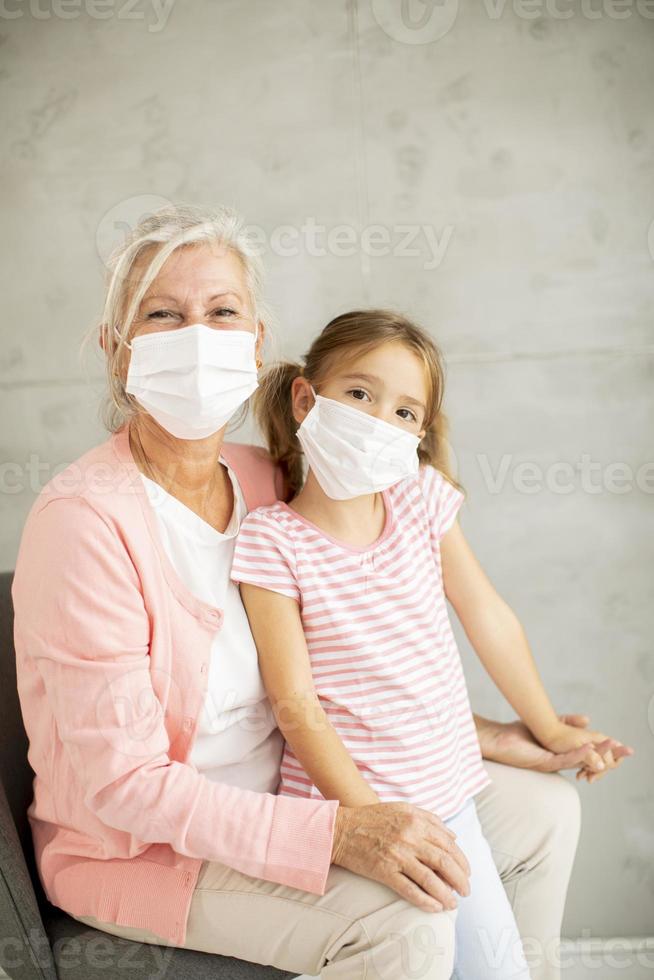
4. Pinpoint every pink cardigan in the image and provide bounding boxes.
[12,423,339,946]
